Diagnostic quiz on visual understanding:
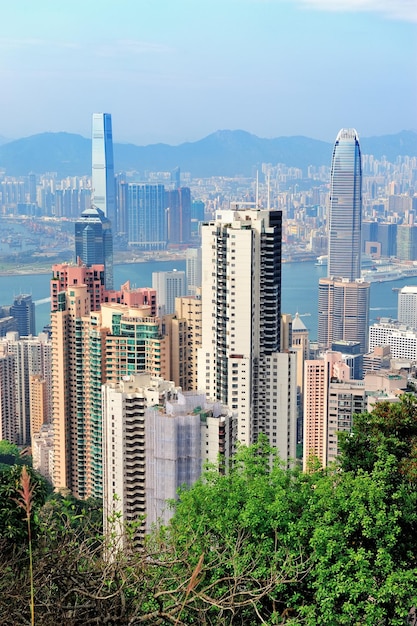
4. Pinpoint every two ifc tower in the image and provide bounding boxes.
[319,128,370,354]
[75,113,115,290]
